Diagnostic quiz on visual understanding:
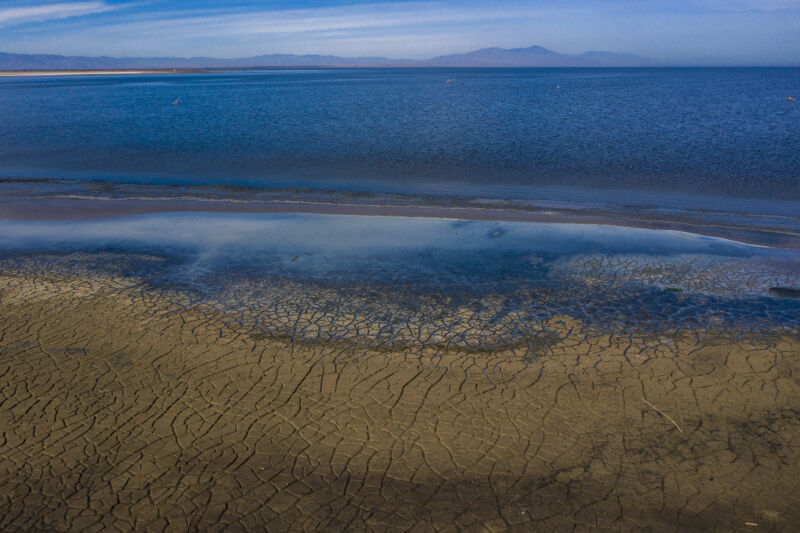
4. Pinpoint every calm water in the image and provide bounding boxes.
[2,213,799,332]
[1,68,799,200]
